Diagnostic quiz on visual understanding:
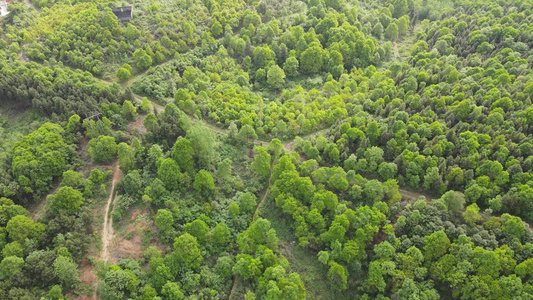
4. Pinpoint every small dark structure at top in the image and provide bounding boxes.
[112,6,132,20]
